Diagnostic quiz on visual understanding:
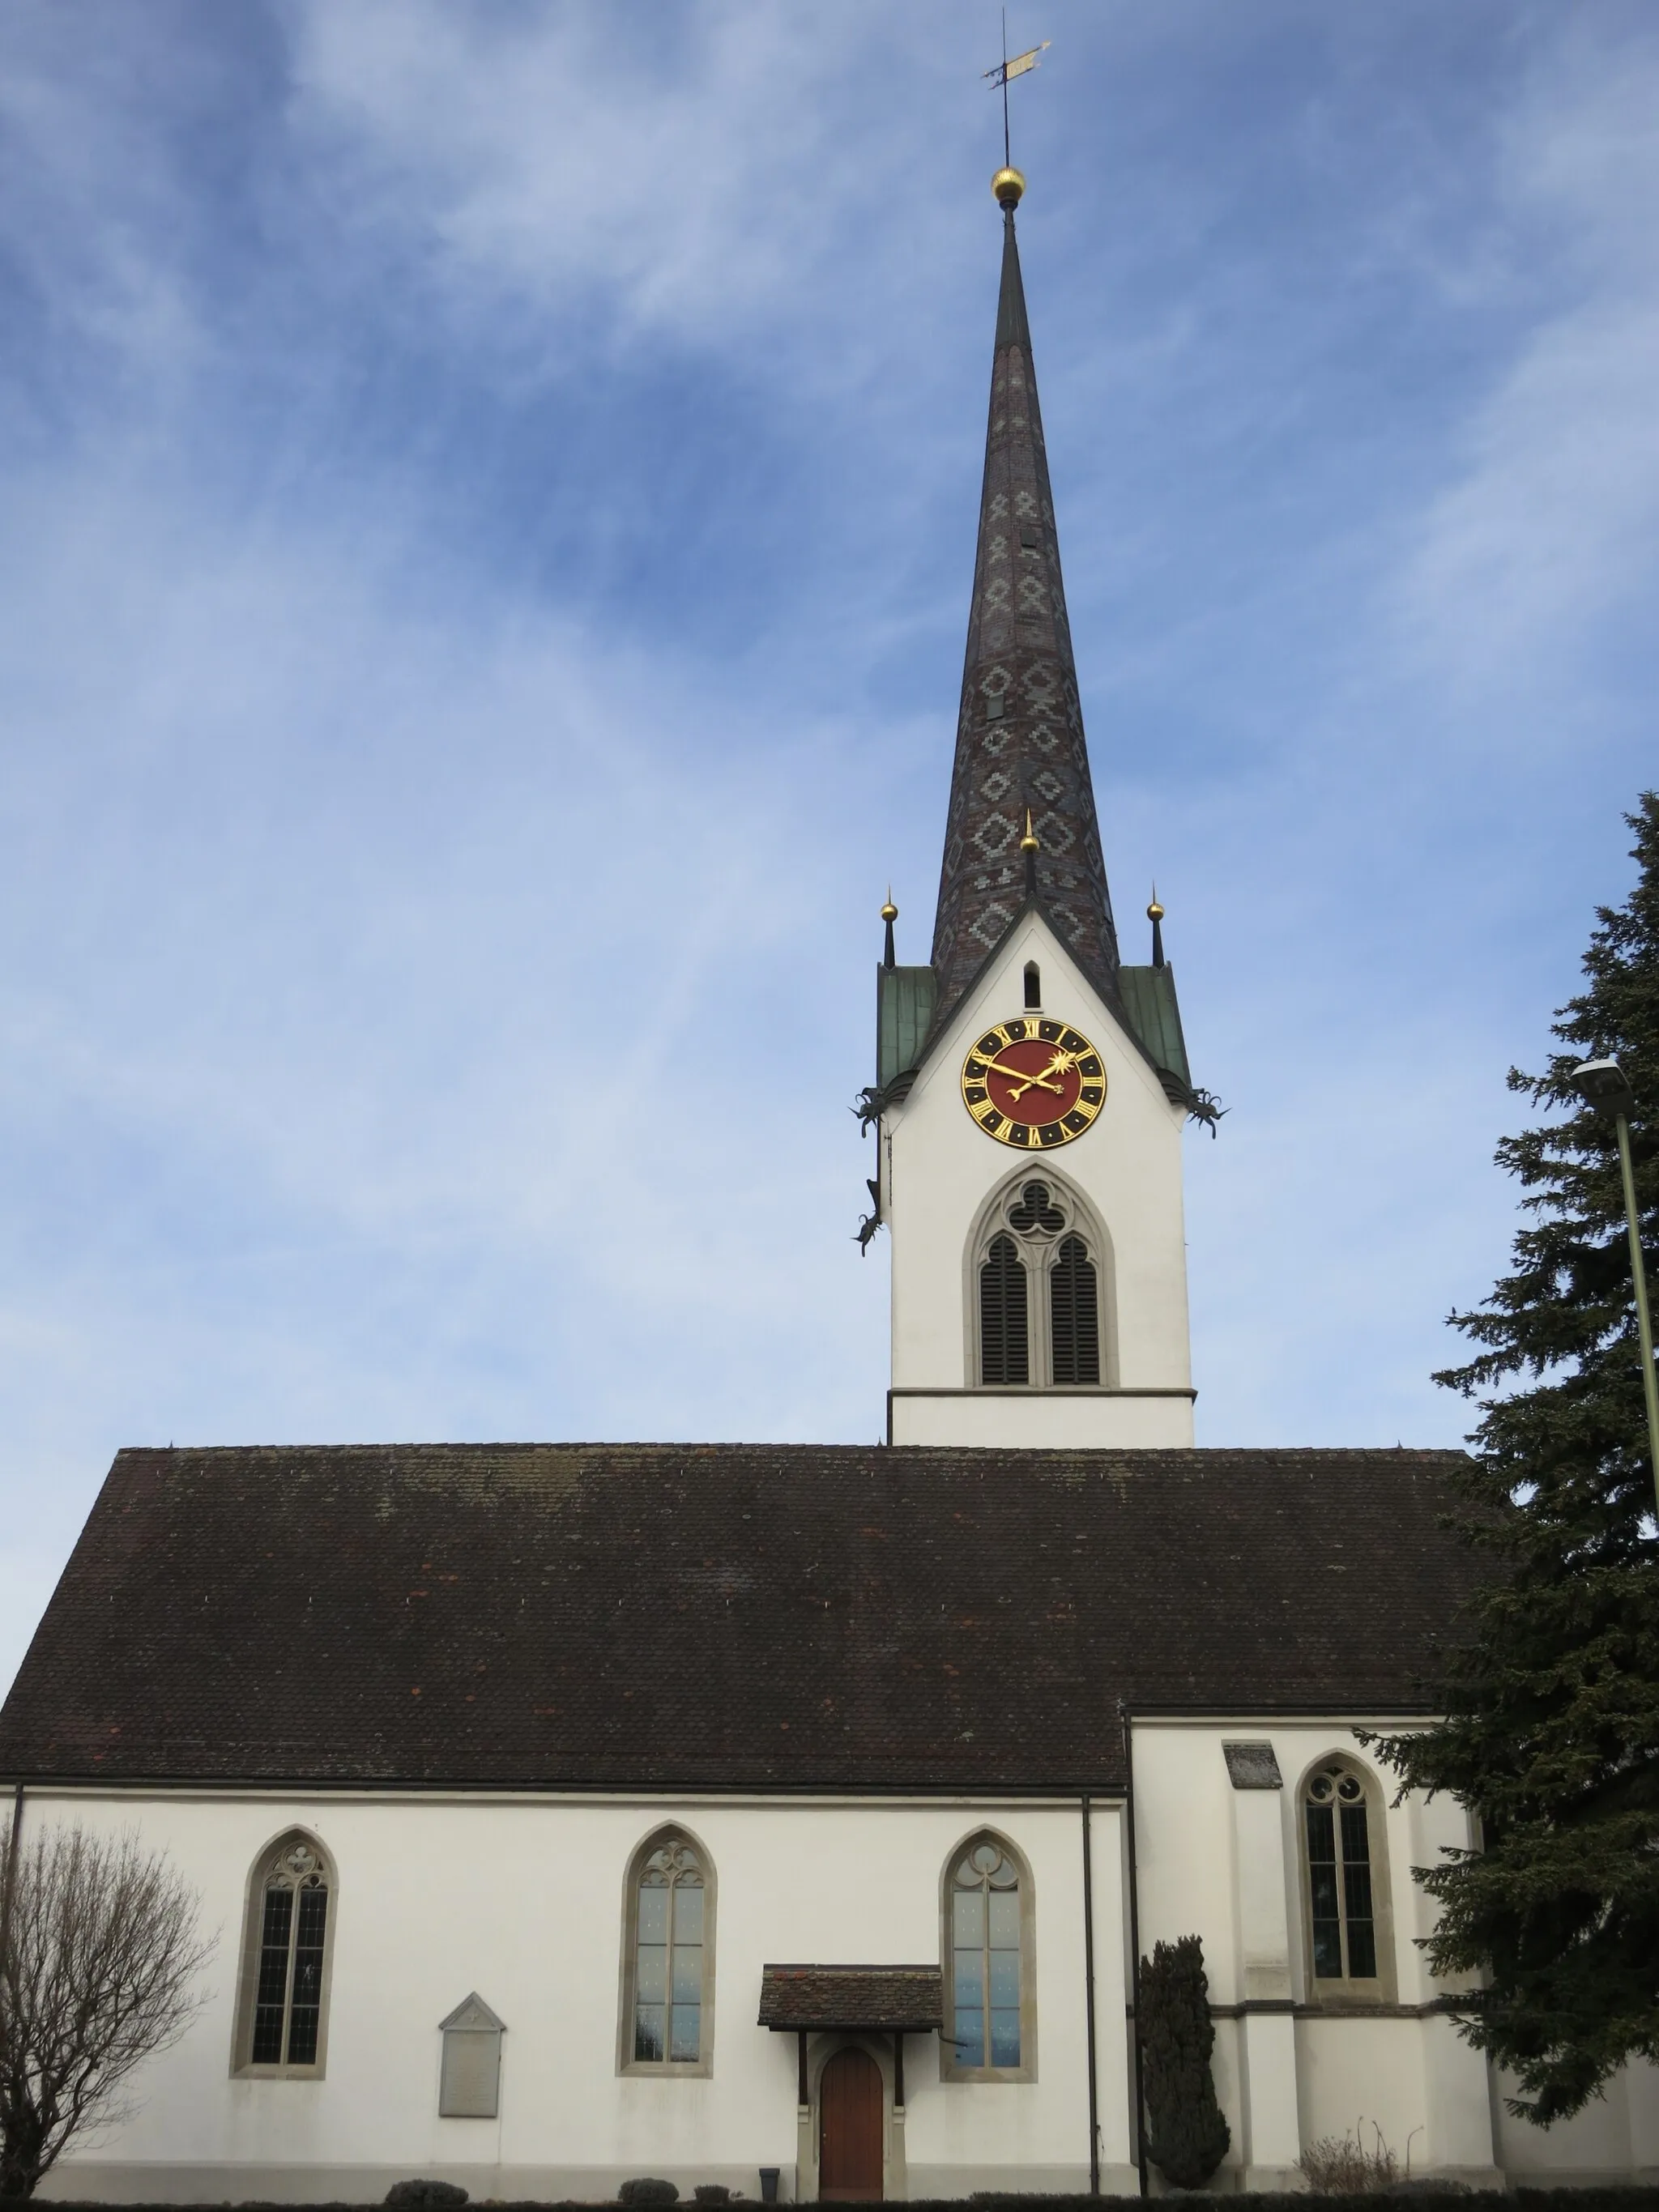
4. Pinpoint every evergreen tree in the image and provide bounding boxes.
[1139,1934,1230,2189]
[1374,793,1659,2125]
